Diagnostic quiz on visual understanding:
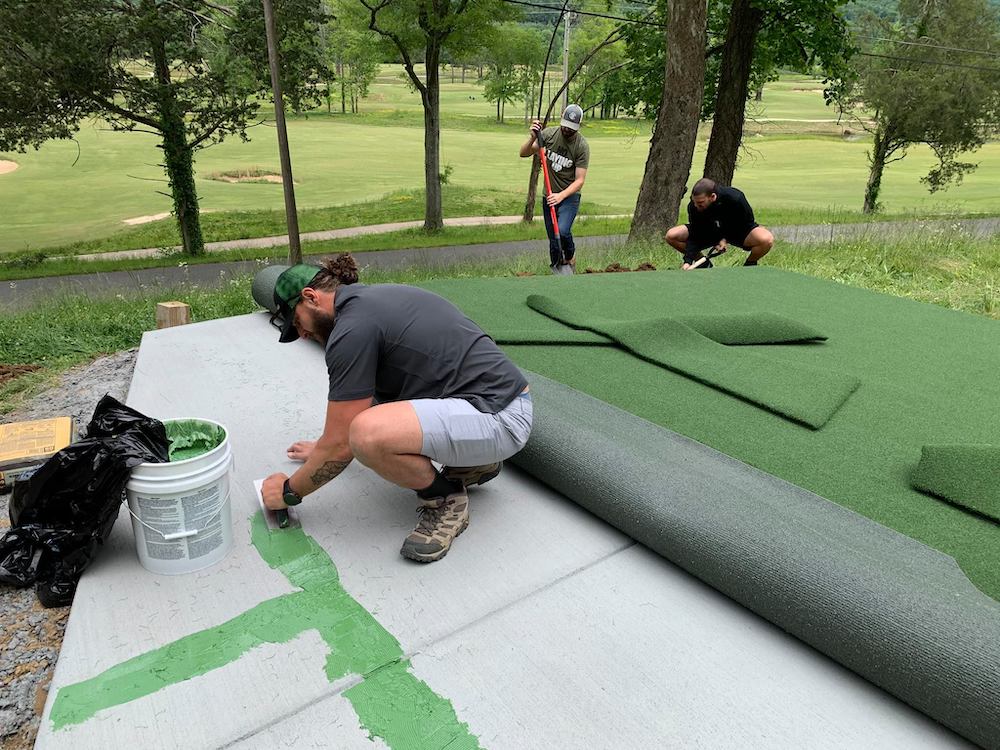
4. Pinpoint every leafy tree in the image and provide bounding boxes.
[0,0,329,255]
[832,0,1000,213]
[320,10,381,114]
[703,0,852,185]
[354,0,516,230]
[481,24,545,122]
[568,16,629,119]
